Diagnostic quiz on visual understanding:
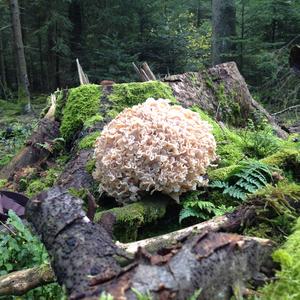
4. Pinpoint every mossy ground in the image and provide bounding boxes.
[24,167,62,198]
[260,217,300,299]
[0,97,48,170]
